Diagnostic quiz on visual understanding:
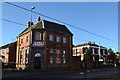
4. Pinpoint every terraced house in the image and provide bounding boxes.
[16,17,73,71]
[0,41,17,68]
[73,42,107,69]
